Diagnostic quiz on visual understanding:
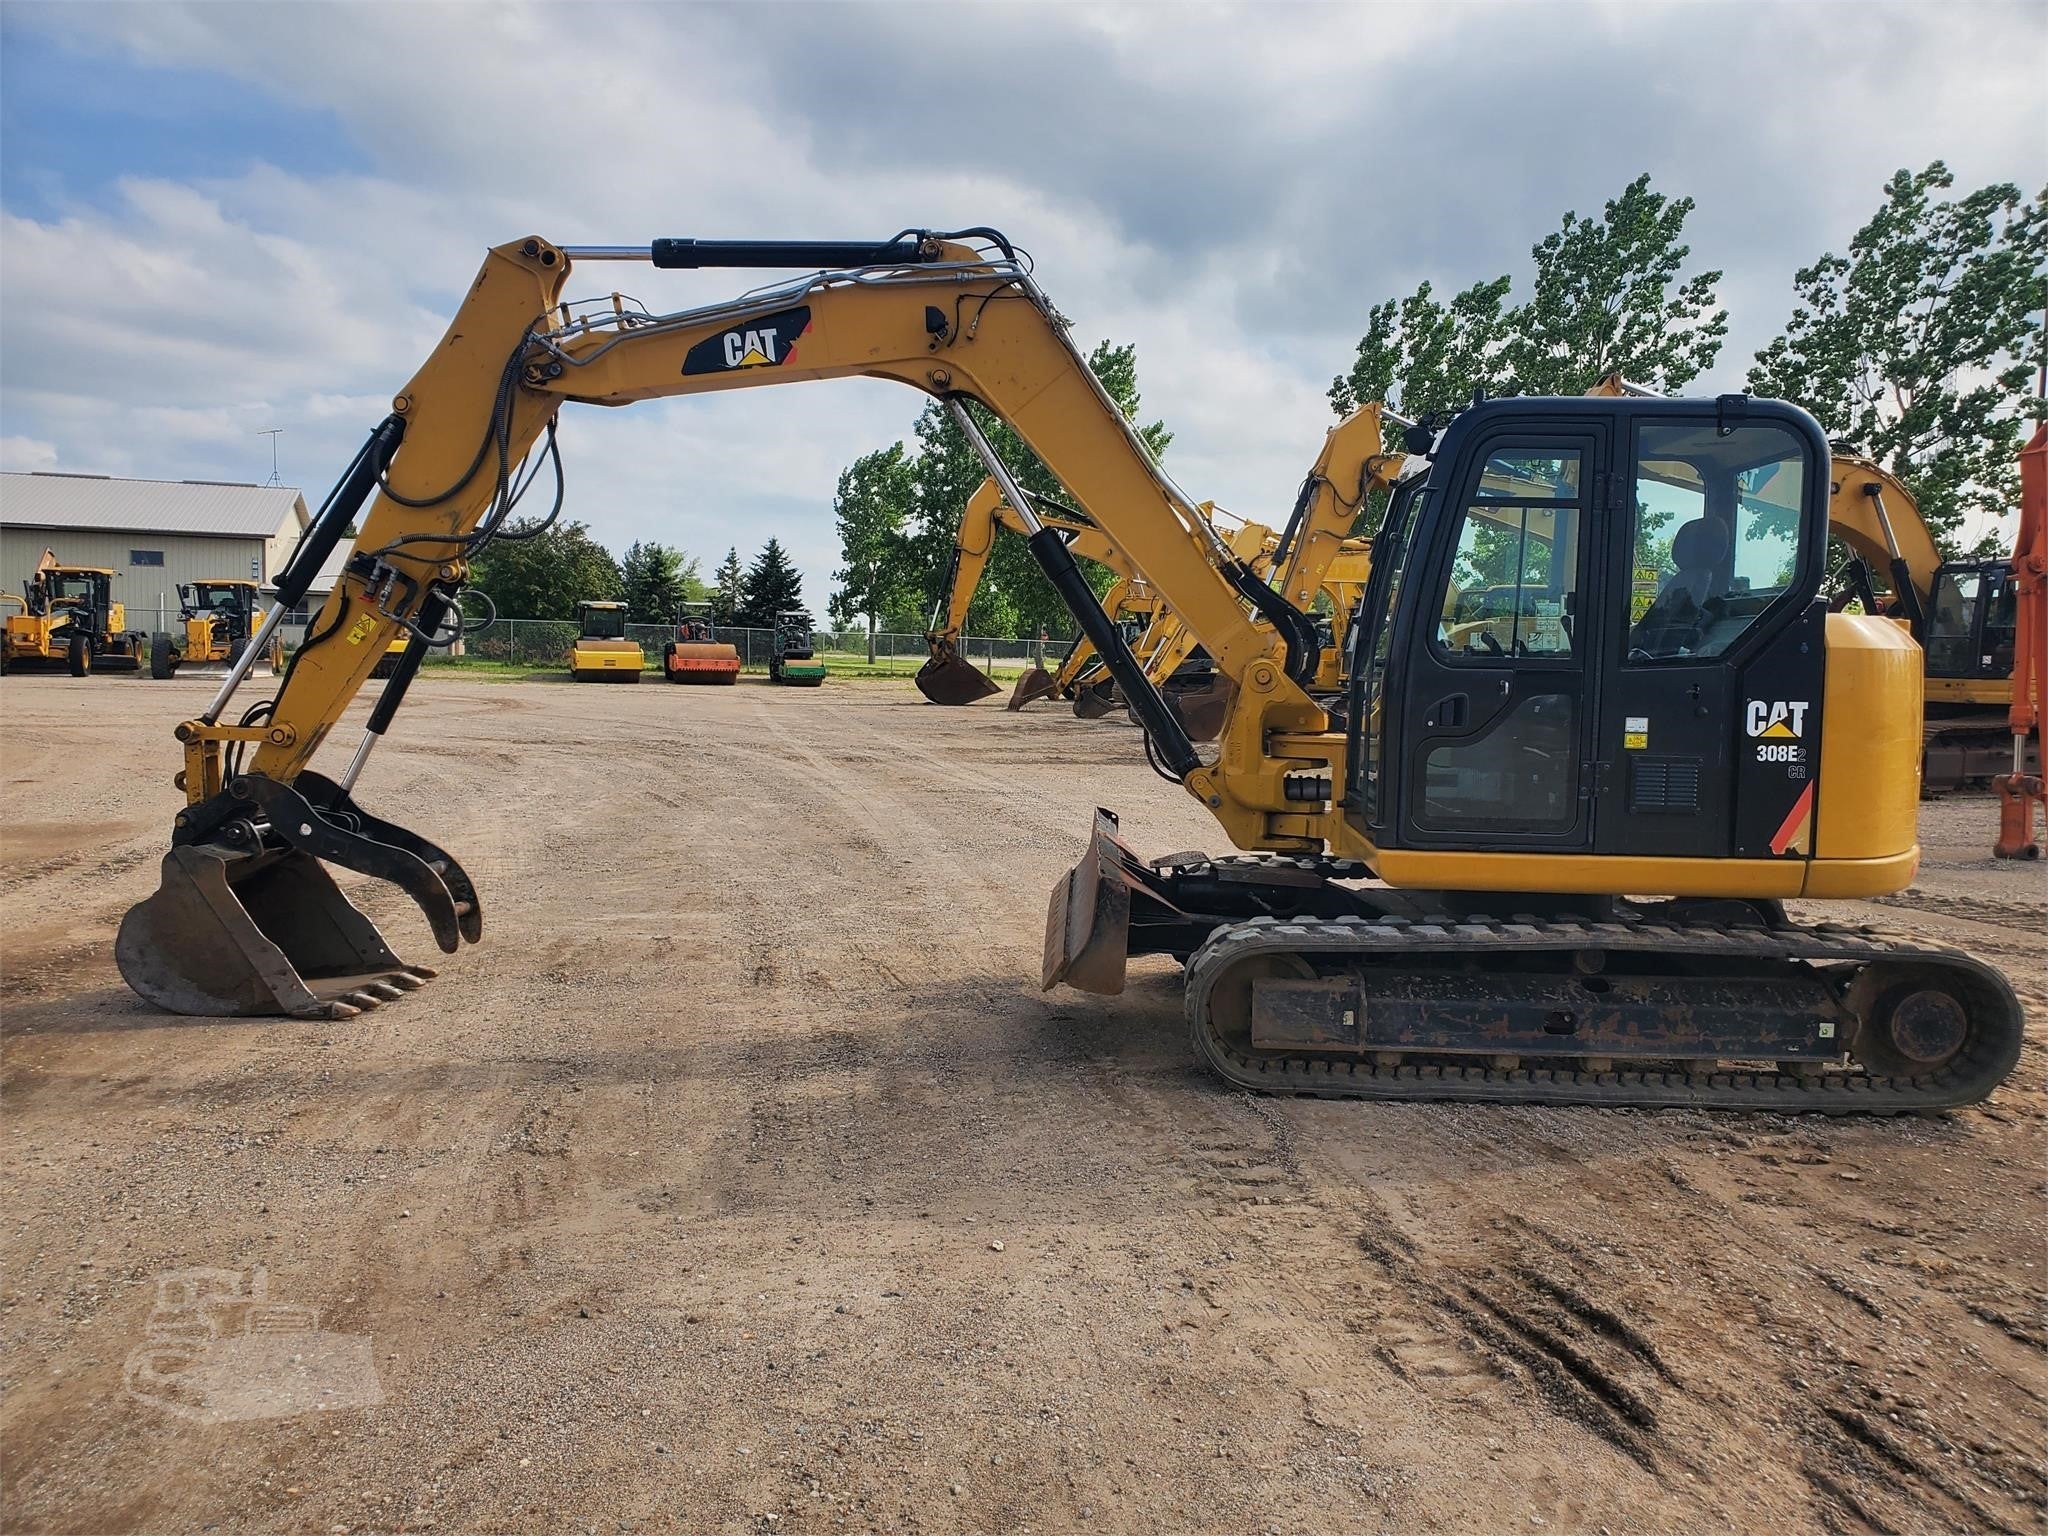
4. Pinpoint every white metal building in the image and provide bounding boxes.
[0,472,310,635]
